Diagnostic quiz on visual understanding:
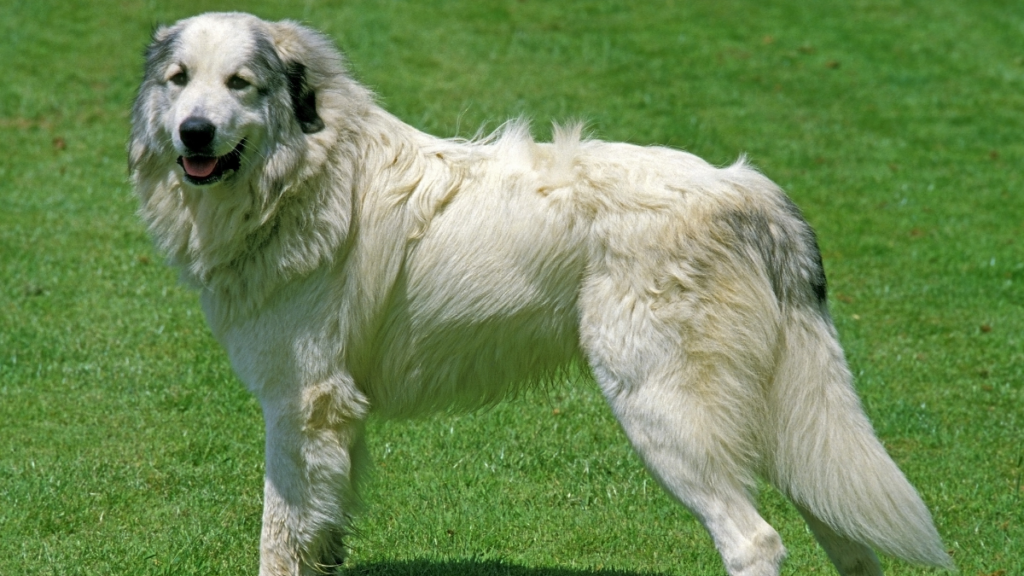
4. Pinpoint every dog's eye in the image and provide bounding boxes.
[227,76,251,90]
[169,70,188,86]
